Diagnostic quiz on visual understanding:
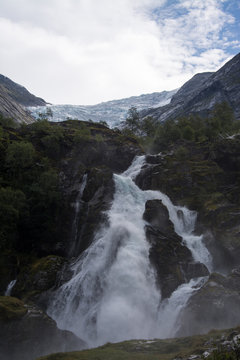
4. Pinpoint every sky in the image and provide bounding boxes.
[0,0,239,105]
